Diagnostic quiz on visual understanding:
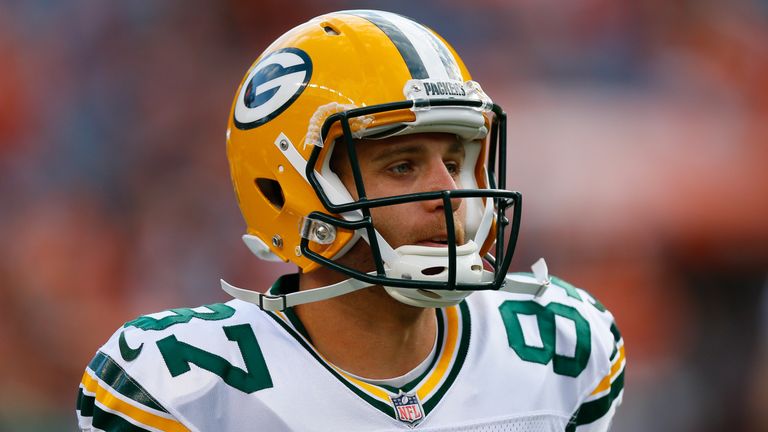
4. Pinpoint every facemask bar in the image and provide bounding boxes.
[485,103,521,280]
[303,99,521,292]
